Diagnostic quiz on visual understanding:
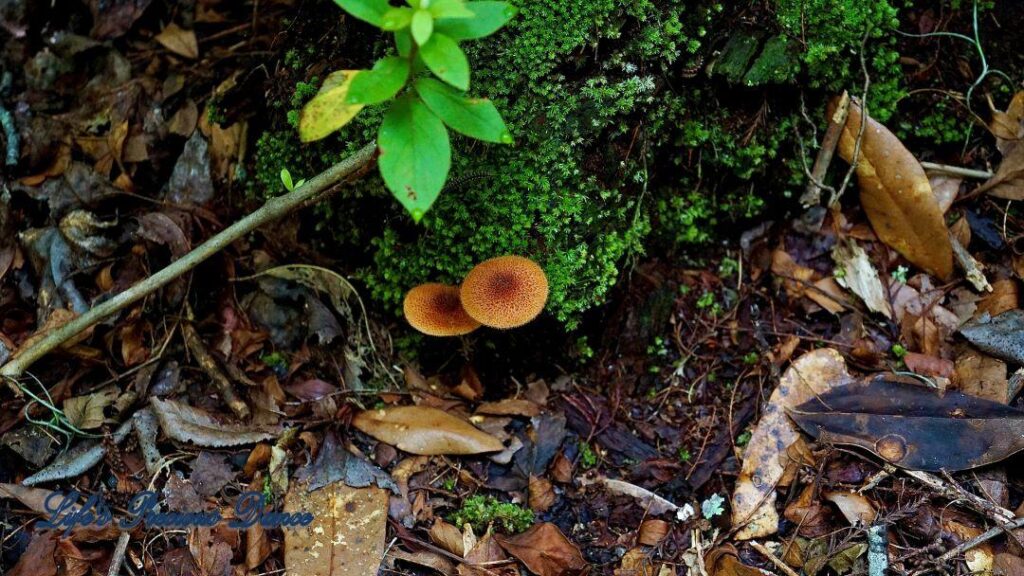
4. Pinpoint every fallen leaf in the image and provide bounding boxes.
[352,405,503,455]
[961,309,1024,366]
[705,546,763,576]
[832,240,892,318]
[983,142,1024,200]
[23,419,132,485]
[823,491,876,526]
[299,70,366,143]
[0,483,56,514]
[831,99,953,279]
[977,278,1019,317]
[956,350,1009,403]
[496,523,587,576]
[596,478,691,519]
[155,23,199,59]
[63,387,117,430]
[903,352,955,380]
[789,375,1024,470]
[391,549,456,575]
[477,399,543,417]
[430,519,466,557]
[283,483,388,576]
[169,99,199,136]
[731,348,854,540]
[929,174,961,213]
[150,397,280,447]
[190,452,234,496]
[989,91,1024,153]
[528,475,556,513]
[994,553,1024,576]
[783,485,832,538]
[637,519,670,546]
[945,520,994,574]
[615,548,653,576]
